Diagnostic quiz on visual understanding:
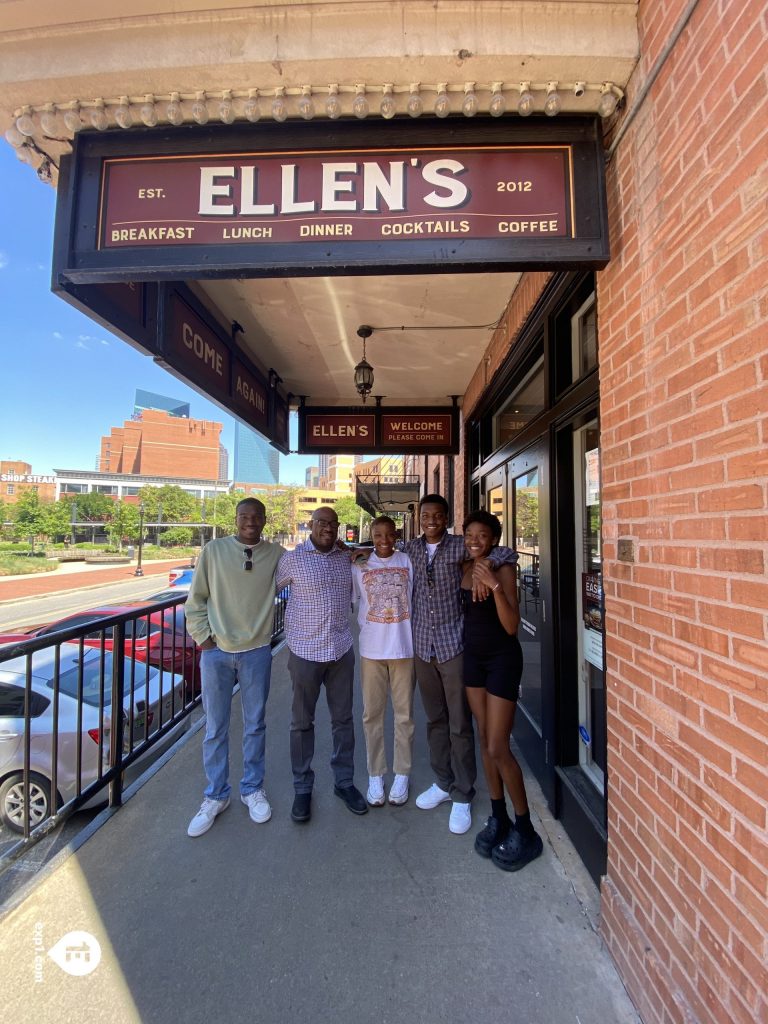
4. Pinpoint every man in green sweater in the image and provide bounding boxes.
[185,497,284,837]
